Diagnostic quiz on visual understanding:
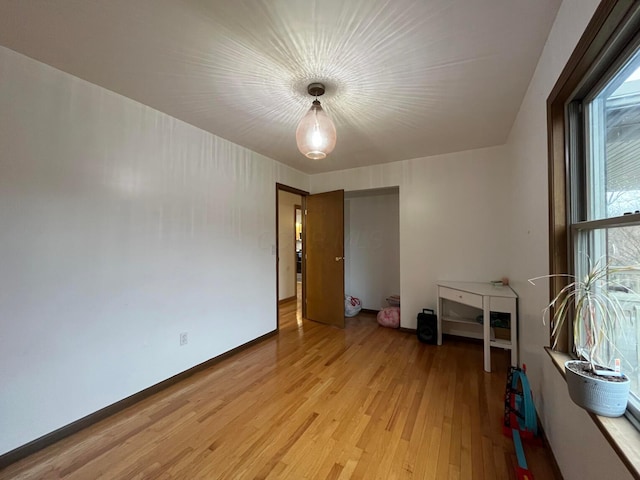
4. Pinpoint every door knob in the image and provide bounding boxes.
[335,256,344,261]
